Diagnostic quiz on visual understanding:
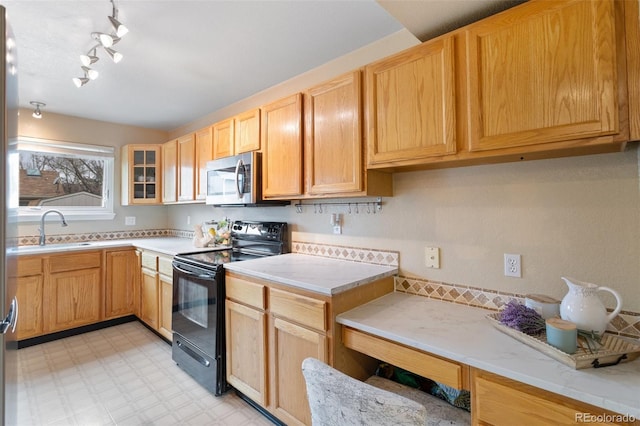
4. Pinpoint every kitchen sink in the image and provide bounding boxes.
[14,242,95,253]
